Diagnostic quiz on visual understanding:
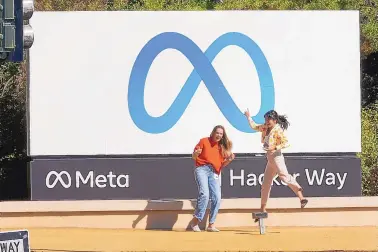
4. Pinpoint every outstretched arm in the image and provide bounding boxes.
[247,117,264,132]
[244,109,264,132]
